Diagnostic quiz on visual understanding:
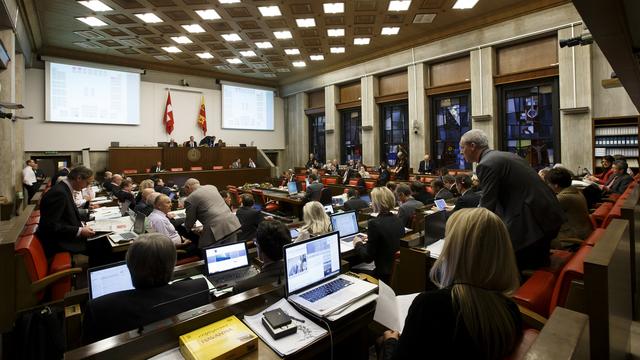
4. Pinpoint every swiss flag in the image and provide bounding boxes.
[163,91,174,134]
